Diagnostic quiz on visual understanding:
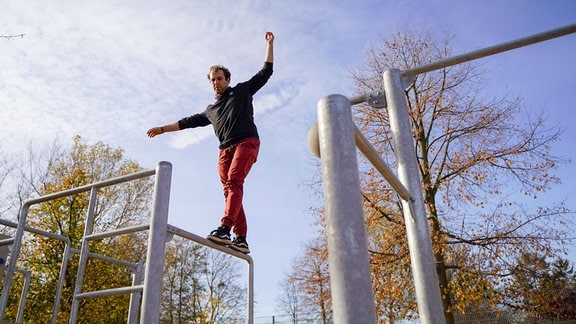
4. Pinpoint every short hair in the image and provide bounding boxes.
[207,65,231,81]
